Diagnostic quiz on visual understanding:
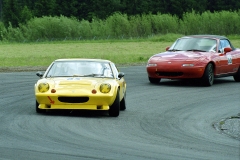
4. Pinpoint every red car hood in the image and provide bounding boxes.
[152,51,210,60]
